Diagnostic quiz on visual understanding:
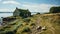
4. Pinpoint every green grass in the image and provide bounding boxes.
[0,13,60,34]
